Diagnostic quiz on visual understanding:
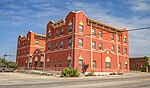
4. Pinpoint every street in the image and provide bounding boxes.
[0,72,150,88]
